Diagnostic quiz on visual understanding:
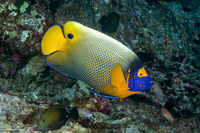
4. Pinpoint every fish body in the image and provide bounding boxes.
[151,82,167,100]
[37,105,79,132]
[41,21,153,98]
[161,107,175,123]
[99,12,120,33]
